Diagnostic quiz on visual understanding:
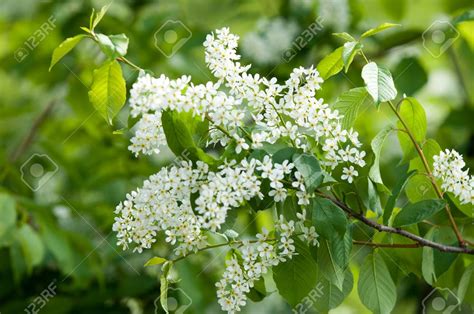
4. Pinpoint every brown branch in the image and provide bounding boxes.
[9,101,56,162]
[316,193,474,255]
[353,240,420,248]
